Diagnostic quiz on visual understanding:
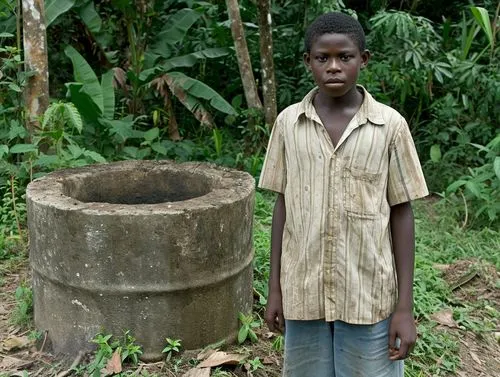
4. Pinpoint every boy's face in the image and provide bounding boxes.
[304,33,370,98]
